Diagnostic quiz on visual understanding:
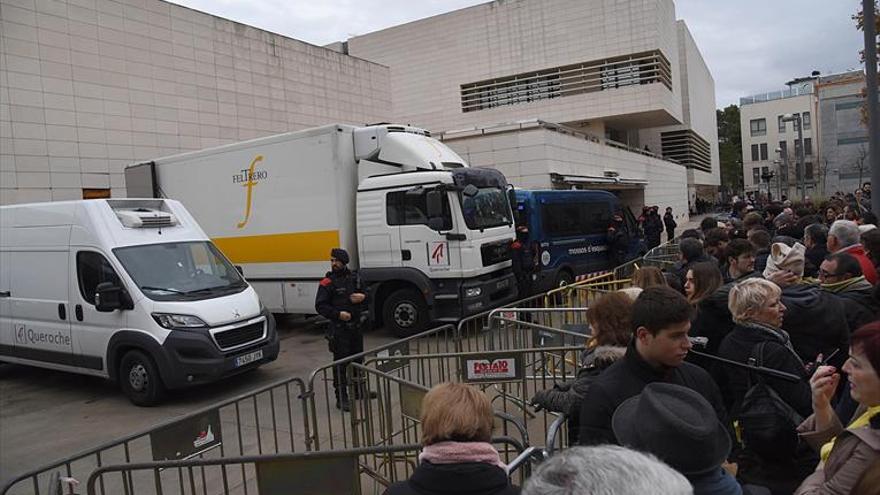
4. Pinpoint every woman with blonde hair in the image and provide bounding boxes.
[384,382,519,495]
[717,278,814,493]
[529,291,632,444]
